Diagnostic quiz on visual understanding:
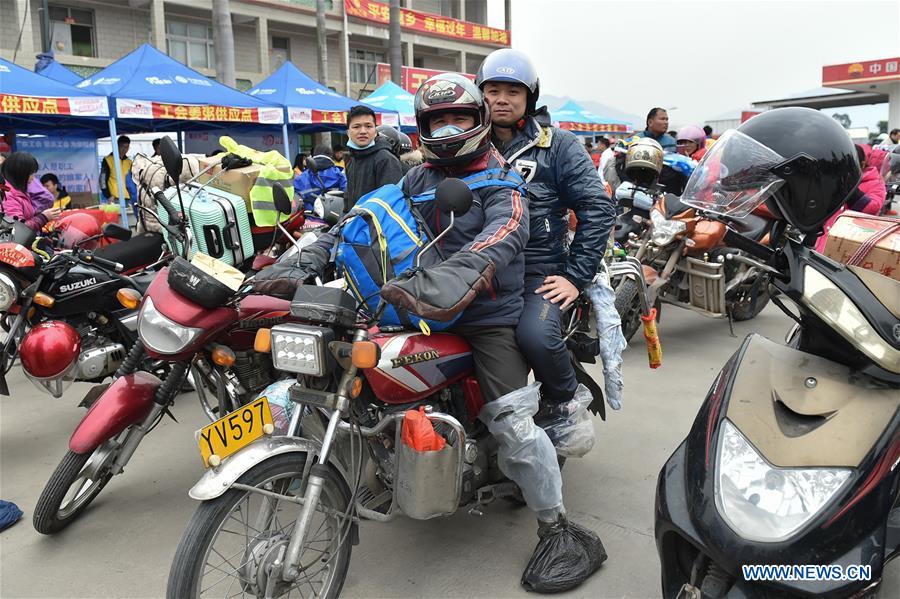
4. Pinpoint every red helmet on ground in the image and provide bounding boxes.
[414,73,491,167]
[20,321,82,398]
[56,212,101,249]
